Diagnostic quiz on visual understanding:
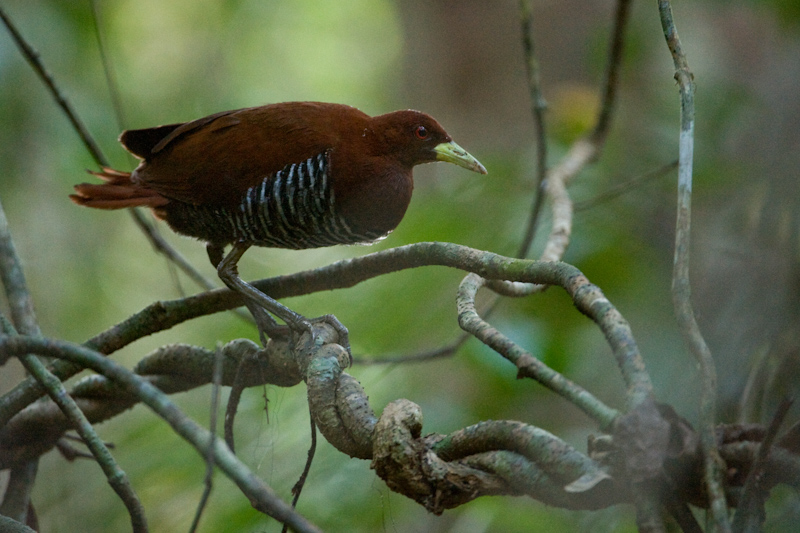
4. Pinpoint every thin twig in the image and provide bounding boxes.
[354,283,499,366]
[482,0,634,296]
[537,0,632,261]
[665,498,703,533]
[573,159,678,212]
[732,397,794,532]
[657,1,730,531]
[0,463,37,526]
[590,3,671,529]
[224,357,252,453]
[353,330,471,365]
[0,7,107,167]
[591,0,633,145]
[127,210,227,293]
[737,346,771,424]
[62,432,115,447]
[0,172,40,342]
[0,185,40,523]
[88,3,253,312]
[55,439,100,461]
[88,0,126,134]
[189,344,226,533]
[16,335,149,532]
[516,0,549,259]
[0,339,304,470]
[633,490,668,533]
[487,0,633,299]
[515,0,631,258]
[282,409,317,533]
